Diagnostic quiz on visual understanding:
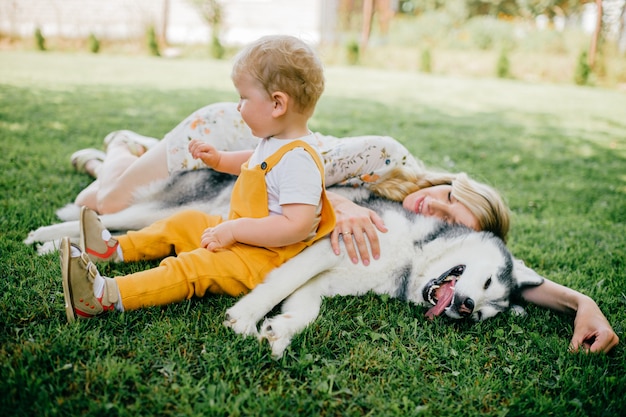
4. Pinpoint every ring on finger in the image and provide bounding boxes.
[342,232,352,239]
